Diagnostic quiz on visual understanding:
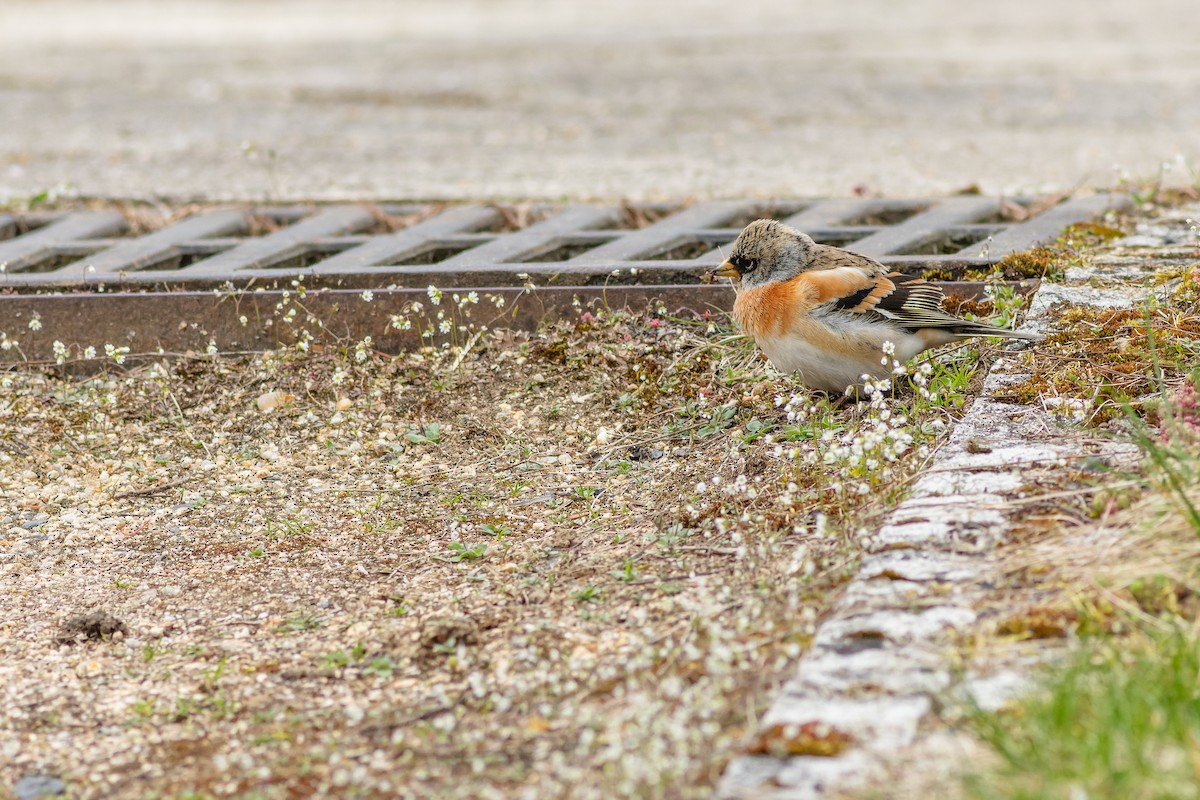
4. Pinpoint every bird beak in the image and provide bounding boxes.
[711,259,739,280]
